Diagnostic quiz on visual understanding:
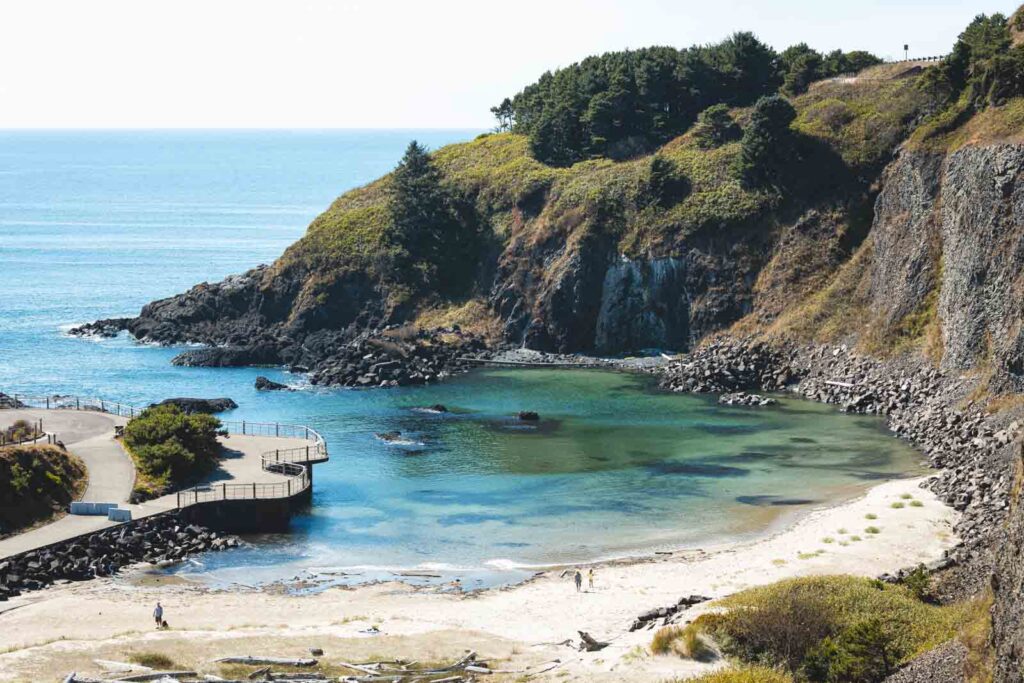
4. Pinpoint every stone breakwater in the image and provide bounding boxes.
[659,338,1019,599]
[0,513,238,600]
